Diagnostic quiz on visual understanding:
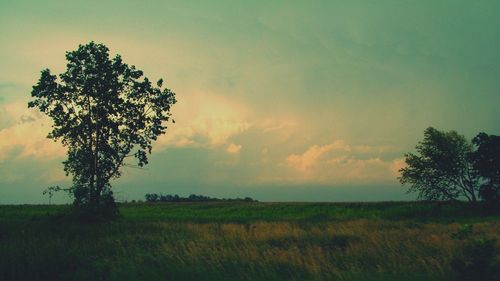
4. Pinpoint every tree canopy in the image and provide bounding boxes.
[29,42,176,217]
[398,127,480,202]
[472,133,500,202]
